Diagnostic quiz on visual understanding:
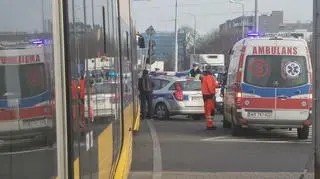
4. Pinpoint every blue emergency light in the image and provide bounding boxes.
[247,32,260,37]
[32,39,44,44]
